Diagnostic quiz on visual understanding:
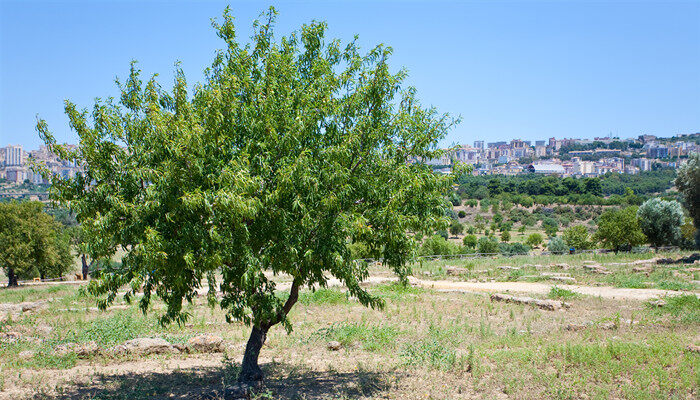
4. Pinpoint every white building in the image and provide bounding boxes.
[4,145,24,166]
